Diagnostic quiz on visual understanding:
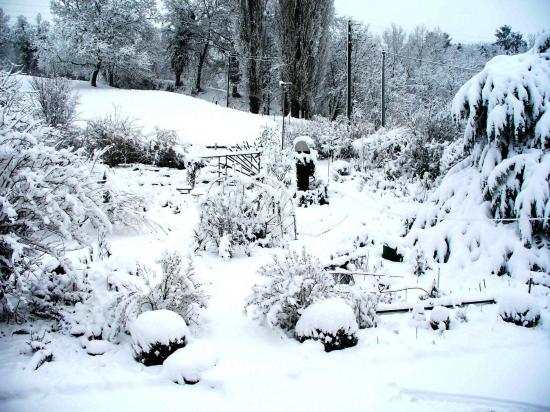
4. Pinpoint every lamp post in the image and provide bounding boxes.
[279,81,292,150]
